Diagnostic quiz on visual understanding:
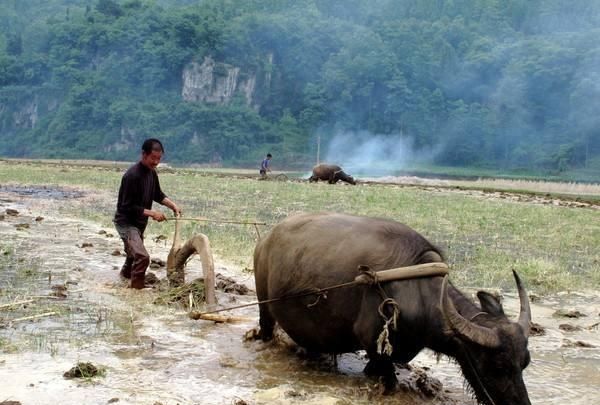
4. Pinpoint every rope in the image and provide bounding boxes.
[464,347,497,405]
[168,216,268,226]
[376,298,400,356]
[190,280,358,317]
[191,263,448,317]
